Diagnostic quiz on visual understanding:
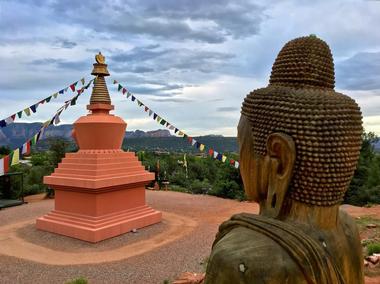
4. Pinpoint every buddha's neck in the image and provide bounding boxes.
[274,200,339,230]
